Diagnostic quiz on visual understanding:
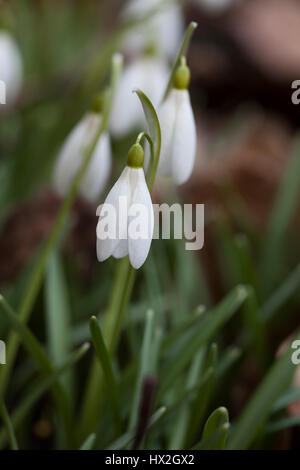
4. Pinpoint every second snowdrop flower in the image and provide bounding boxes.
[97,143,154,270]
[53,102,111,203]
[158,59,196,185]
